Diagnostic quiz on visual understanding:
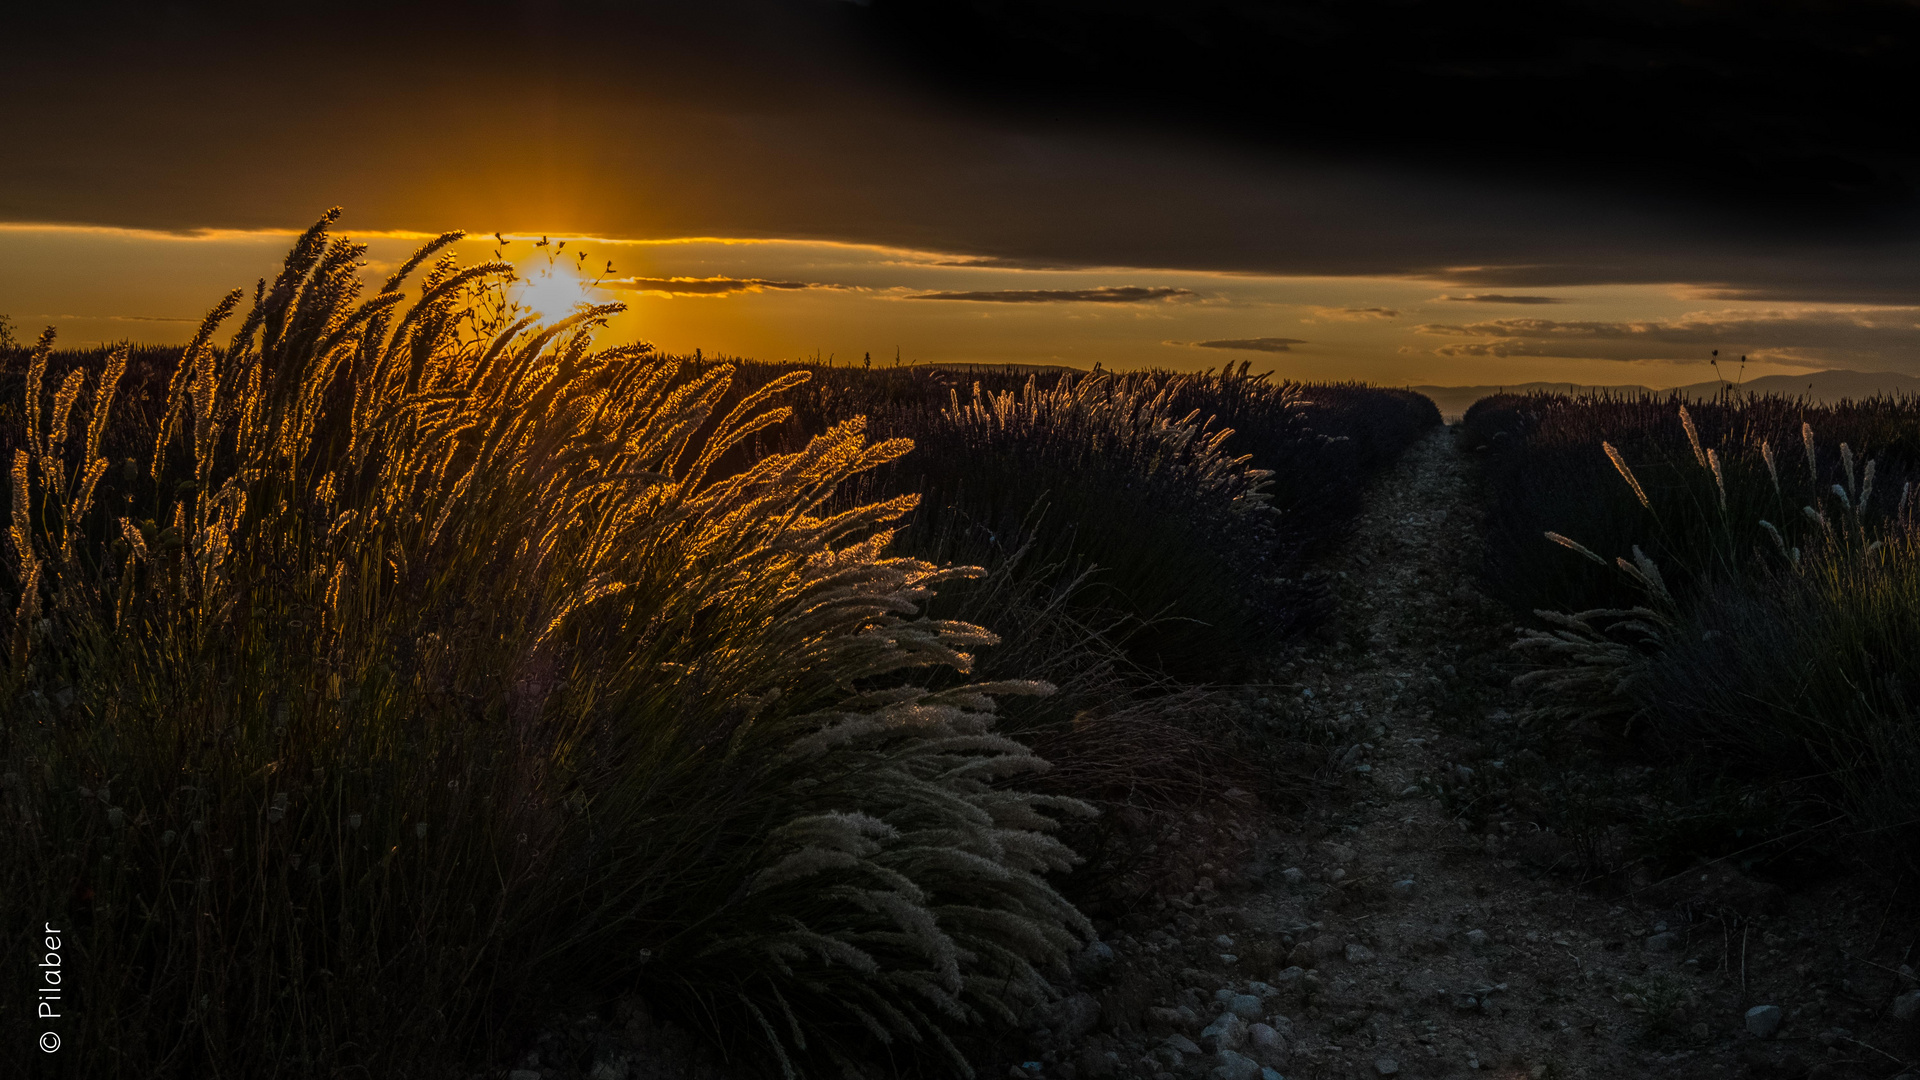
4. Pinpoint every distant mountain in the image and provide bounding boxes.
[911,362,1089,377]
[1411,370,1920,422]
